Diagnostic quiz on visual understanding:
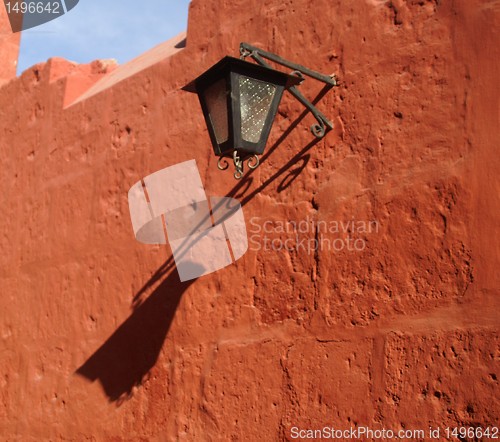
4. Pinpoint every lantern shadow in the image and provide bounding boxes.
[75,85,331,404]
[277,154,310,192]
[75,264,199,403]
[228,137,321,206]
